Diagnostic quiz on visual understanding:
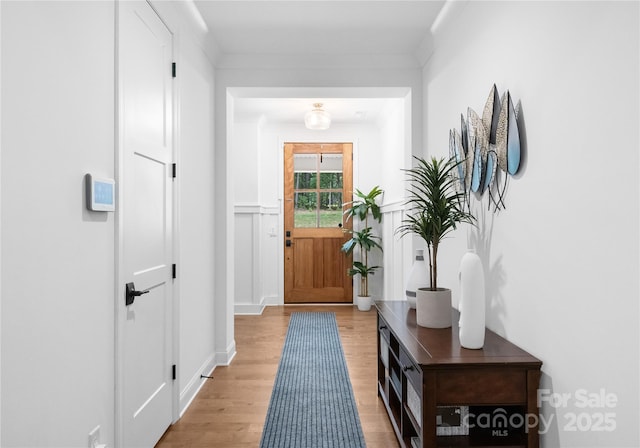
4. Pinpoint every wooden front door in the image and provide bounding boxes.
[284,143,353,303]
